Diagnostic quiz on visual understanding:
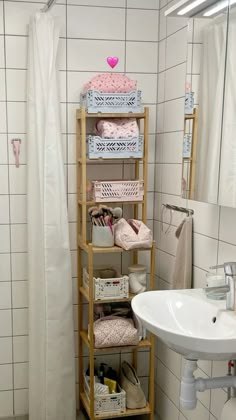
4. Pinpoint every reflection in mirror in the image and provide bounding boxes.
[218,7,236,207]
[181,6,229,204]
